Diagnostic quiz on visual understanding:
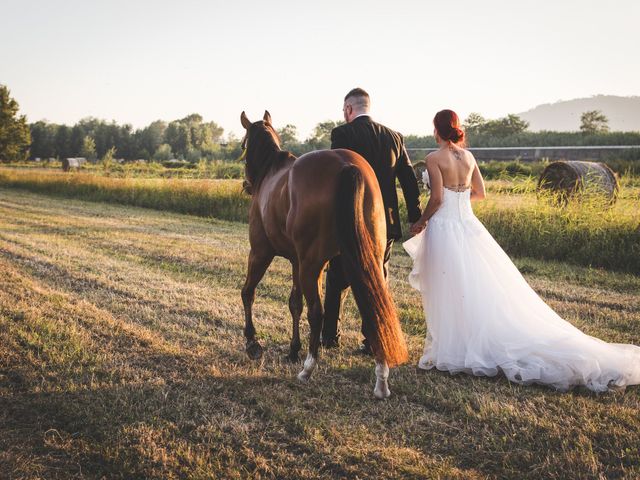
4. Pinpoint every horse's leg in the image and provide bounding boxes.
[374,361,391,400]
[242,249,274,360]
[287,261,303,362]
[297,260,325,382]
